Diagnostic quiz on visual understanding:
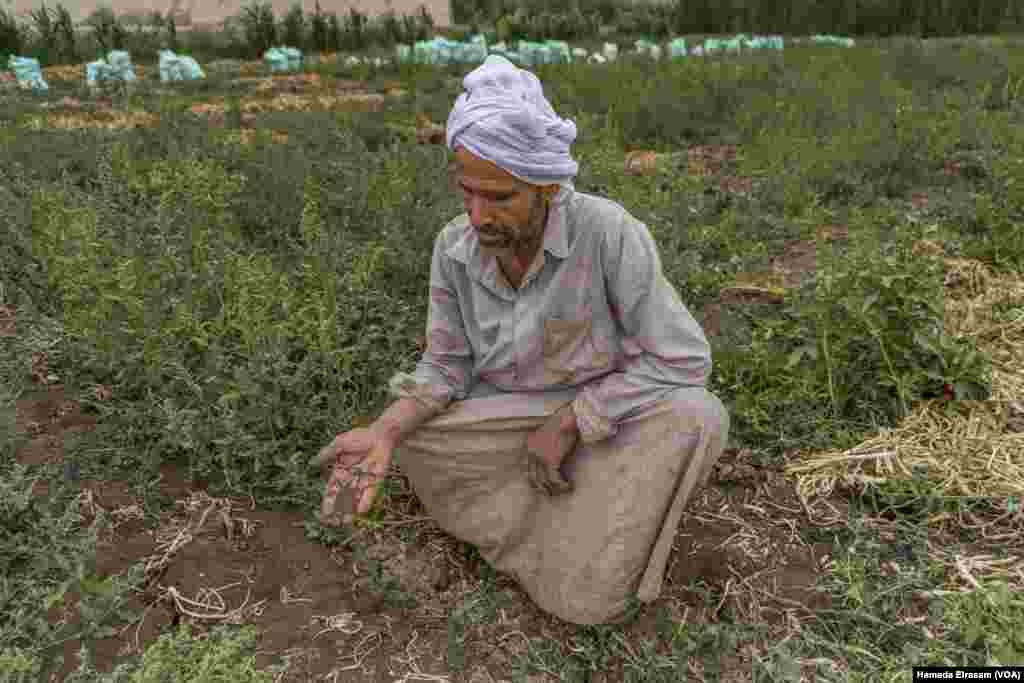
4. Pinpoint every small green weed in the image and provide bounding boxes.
[65,624,277,682]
